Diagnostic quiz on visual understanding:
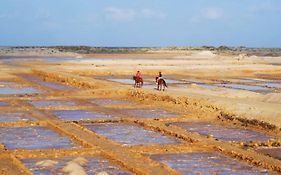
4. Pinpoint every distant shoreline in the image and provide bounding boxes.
[1,46,281,57]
